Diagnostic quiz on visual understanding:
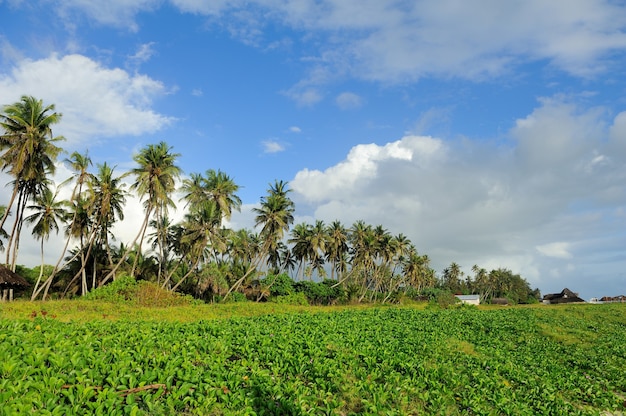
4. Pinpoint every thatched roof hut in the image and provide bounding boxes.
[0,265,30,289]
